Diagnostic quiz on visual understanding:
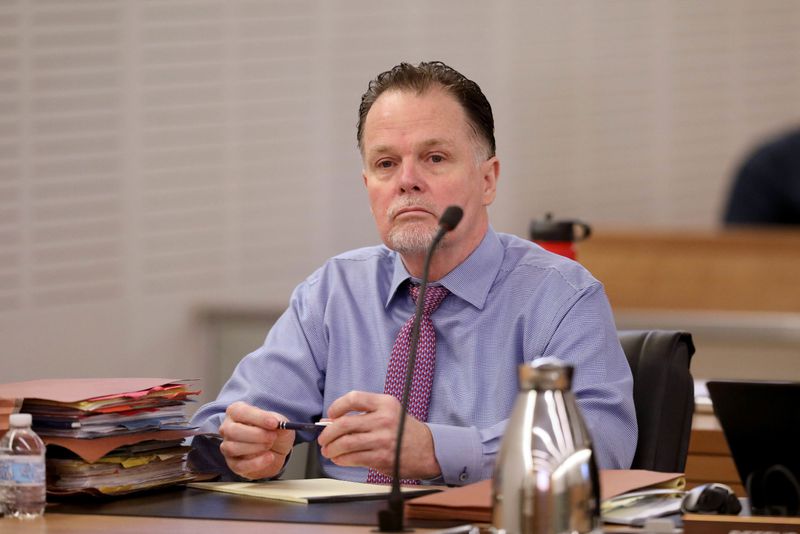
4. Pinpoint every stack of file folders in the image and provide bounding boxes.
[0,378,203,496]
